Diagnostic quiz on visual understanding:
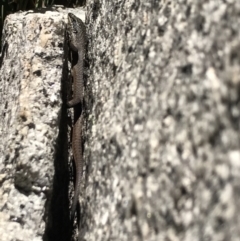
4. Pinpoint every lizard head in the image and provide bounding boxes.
[67,13,86,50]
